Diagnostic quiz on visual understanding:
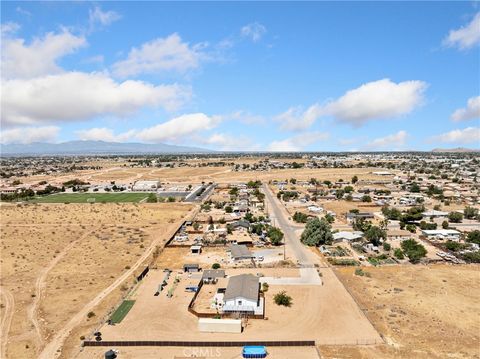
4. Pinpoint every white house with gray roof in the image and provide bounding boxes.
[223,274,263,315]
